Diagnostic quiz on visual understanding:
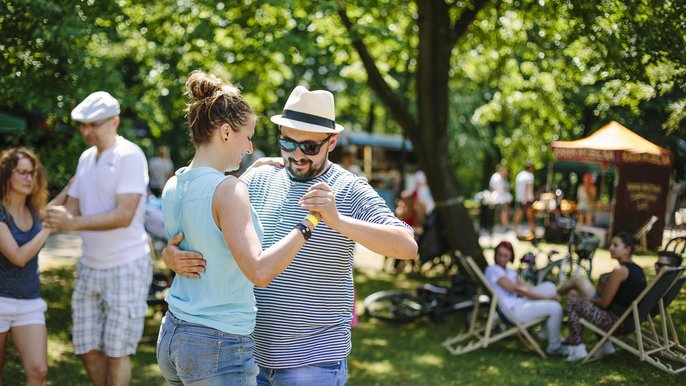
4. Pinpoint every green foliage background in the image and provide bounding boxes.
[1,0,684,196]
